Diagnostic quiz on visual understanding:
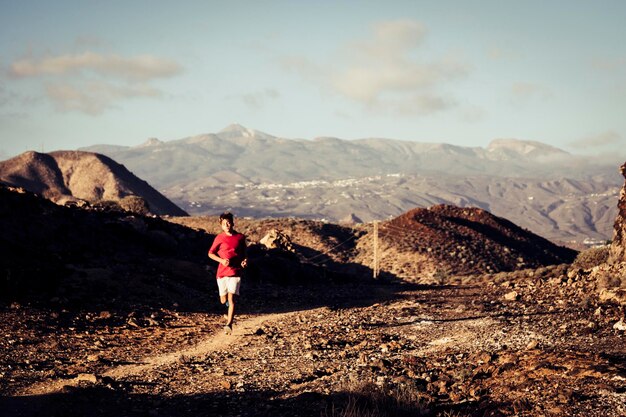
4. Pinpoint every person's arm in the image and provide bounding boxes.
[240,236,248,268]
[209,252,229,266]
[208,236,229,266]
